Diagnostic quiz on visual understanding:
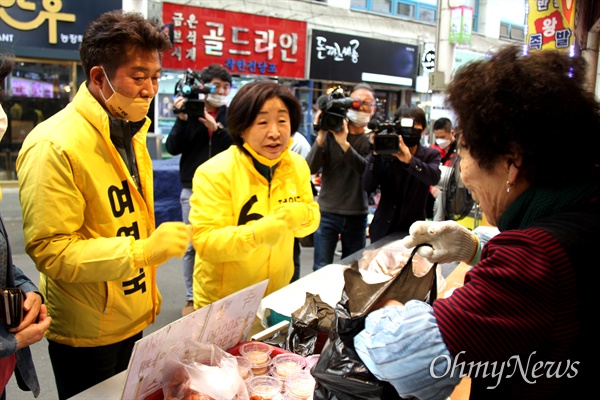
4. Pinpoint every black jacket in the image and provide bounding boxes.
[165,106,233,188]
[363,145,441,242]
